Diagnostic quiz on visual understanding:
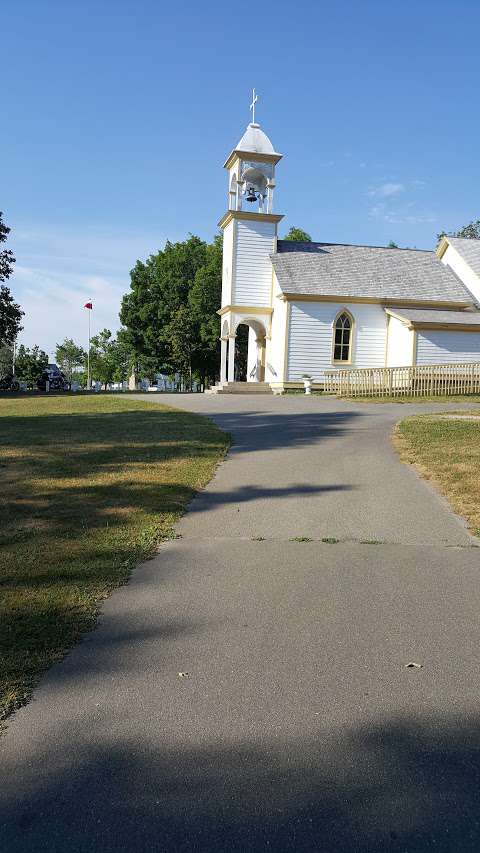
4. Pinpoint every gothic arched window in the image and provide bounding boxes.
[333,311,353,362]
